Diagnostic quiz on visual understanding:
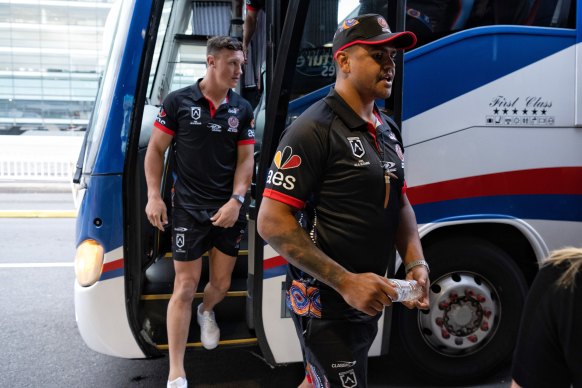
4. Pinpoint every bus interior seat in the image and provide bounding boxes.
[139,104,160,149]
